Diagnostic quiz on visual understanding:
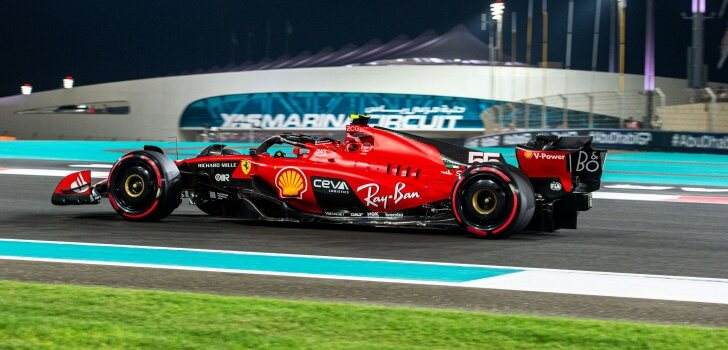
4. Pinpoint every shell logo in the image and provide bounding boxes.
[275,167,307,199]
[524,151,534,159]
